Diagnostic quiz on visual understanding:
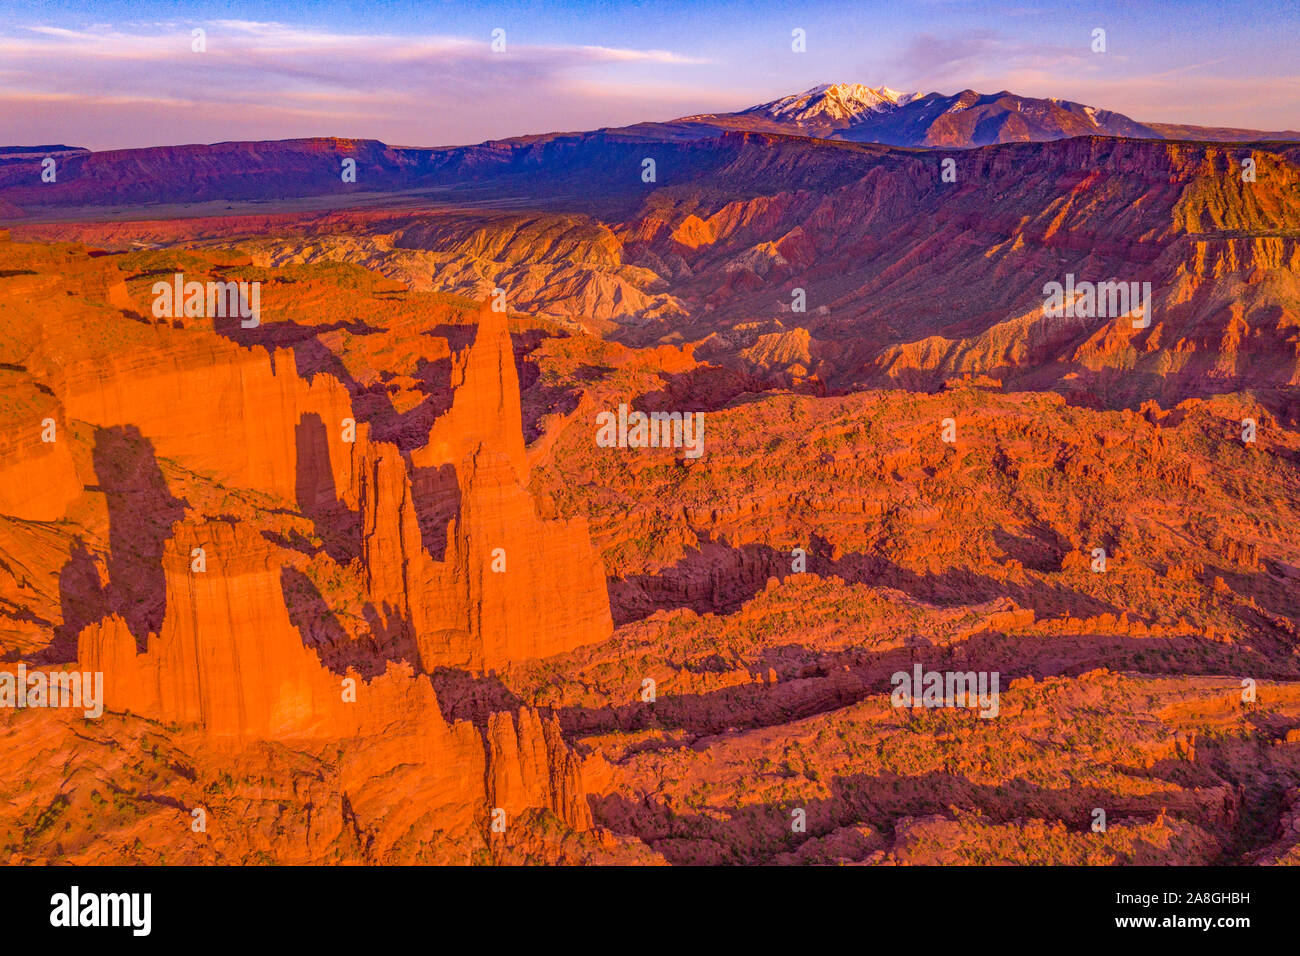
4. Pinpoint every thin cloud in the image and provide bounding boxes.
[0,20,711,148]
[881,29,1298,129]
[1,18,1295,149]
